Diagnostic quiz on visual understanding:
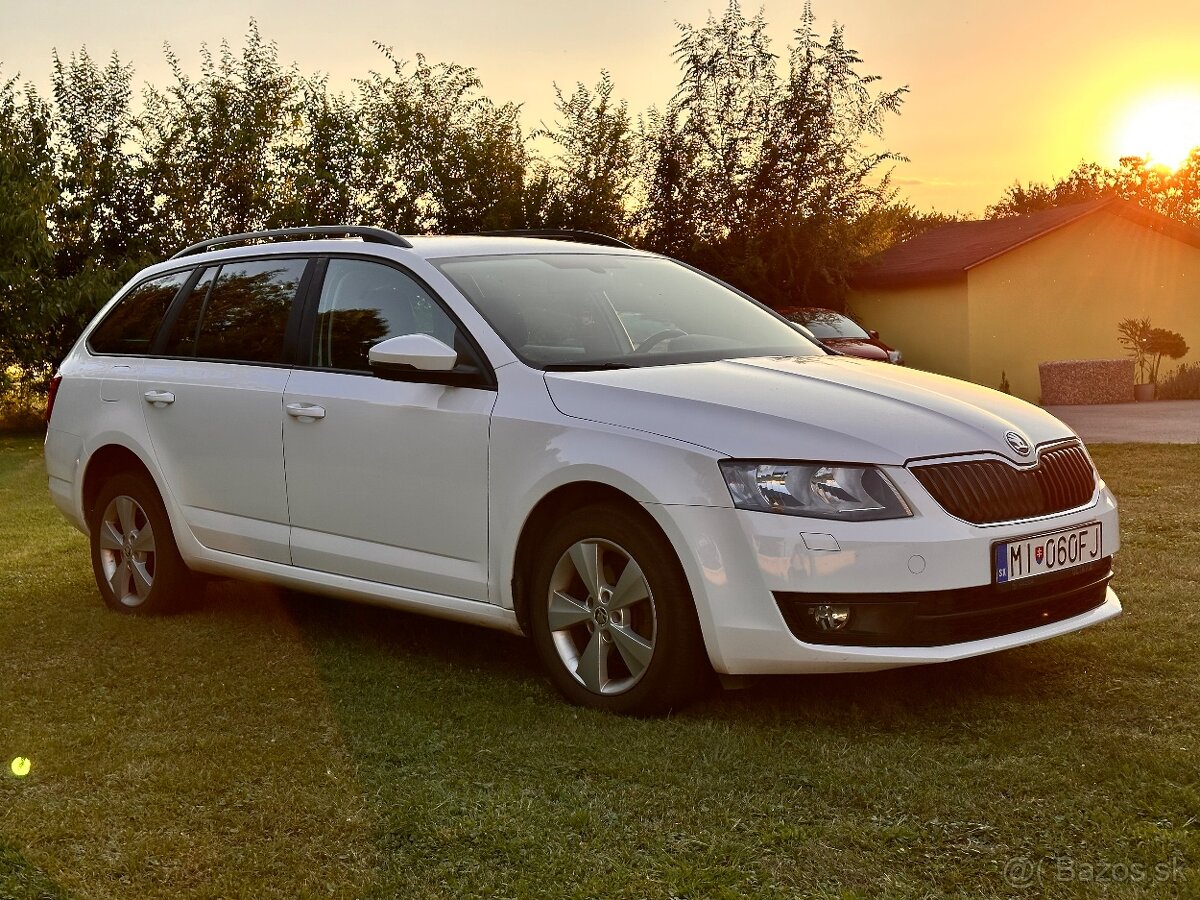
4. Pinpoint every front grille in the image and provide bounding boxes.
[775,557,1112,647]
[911,442,1096,525]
